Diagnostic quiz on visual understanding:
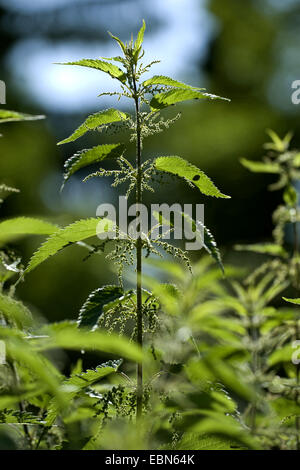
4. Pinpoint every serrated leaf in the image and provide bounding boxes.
[68,360,121,391]
[0,109,45,124]
[0,409,44,425]
[0,217,58,243]
[143,75,202,90]
[155,156,230,198]
[185,216,224,273]
[240,157,281,174]
[57,109,129,145]
[235,243,288,258]
[26,218,114,273]
[46,360,122,425]
[0,184,19,204]
[0,293,32,328]
[150,89,230,111]
[62,143,125,187]
[78,285,124,329]
[56,59,126,83]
